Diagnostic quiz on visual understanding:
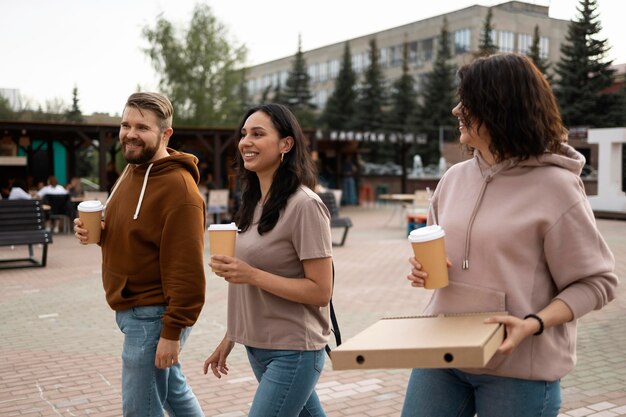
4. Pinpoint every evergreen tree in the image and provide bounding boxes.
[419,18,457,165]
[475,8,497,57]
[555,0,623,127]
[388,40,419,190]
[65,86,83,123]
[283,35,316,127]
[527,25,551,80]
[321,42,357,130]
[143,4,247,126]
[354,38,386,132]
[354,38,388,163]
[273,82,283,105]
[260,85,273,104]
[388,41,417,133]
